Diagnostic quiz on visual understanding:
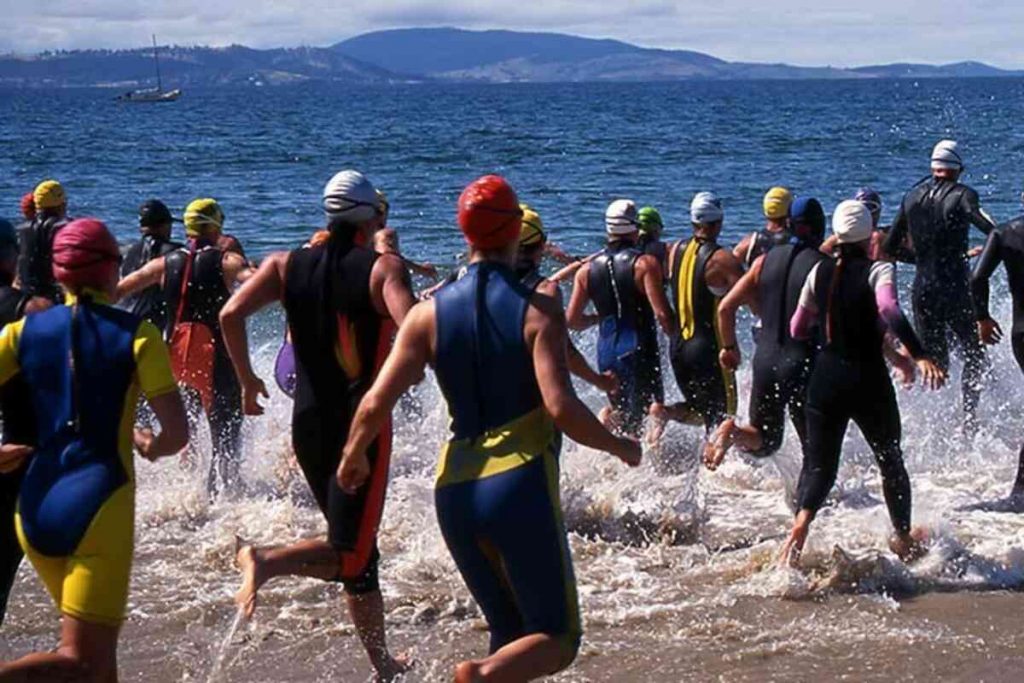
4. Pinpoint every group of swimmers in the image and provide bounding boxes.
[1,136,1023,682]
